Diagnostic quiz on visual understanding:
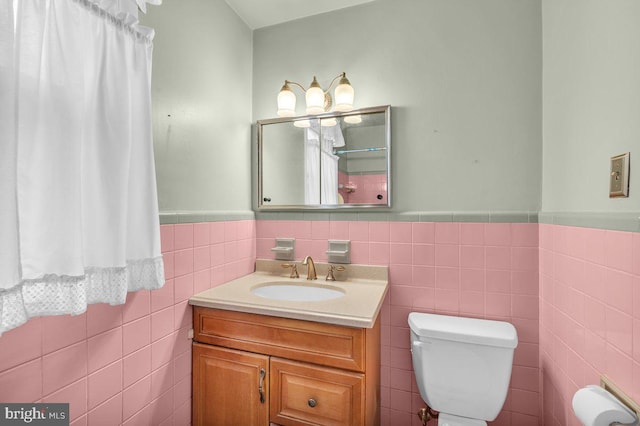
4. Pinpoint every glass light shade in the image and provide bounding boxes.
[320,118,338,127]
[277,86,296,117]
[293,119,311,128]
[344,114,362,124]
[305,77,325,115]
[334,80,354,112]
